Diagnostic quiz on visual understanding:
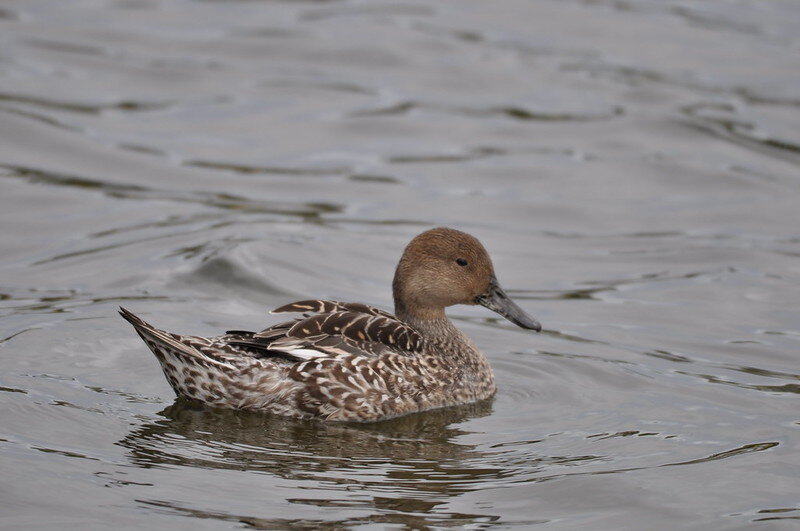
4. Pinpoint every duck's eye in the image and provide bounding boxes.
[455,258,468,267]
